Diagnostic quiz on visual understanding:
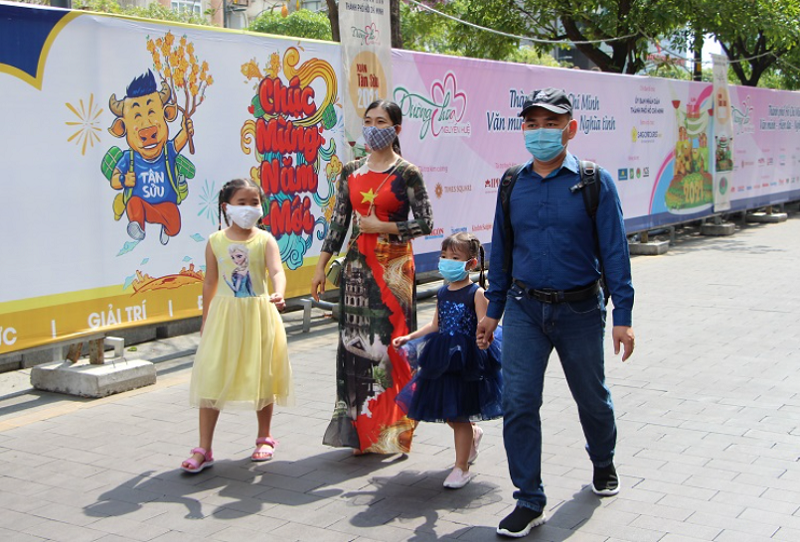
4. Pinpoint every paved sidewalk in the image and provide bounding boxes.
[1,216,800,542]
